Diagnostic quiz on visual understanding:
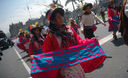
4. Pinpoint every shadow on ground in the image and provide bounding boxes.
[96,55,112,70]
[111,37,124,46]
